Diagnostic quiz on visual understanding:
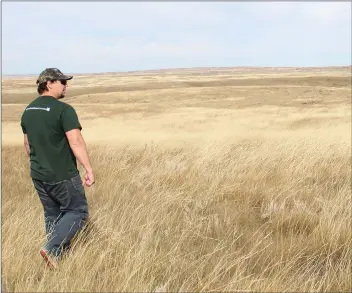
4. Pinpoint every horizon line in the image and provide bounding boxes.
[2,64,351,77]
